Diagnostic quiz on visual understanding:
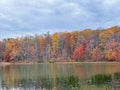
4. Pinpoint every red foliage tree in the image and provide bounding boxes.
[73,40,88,61]
[73,45,84,61]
